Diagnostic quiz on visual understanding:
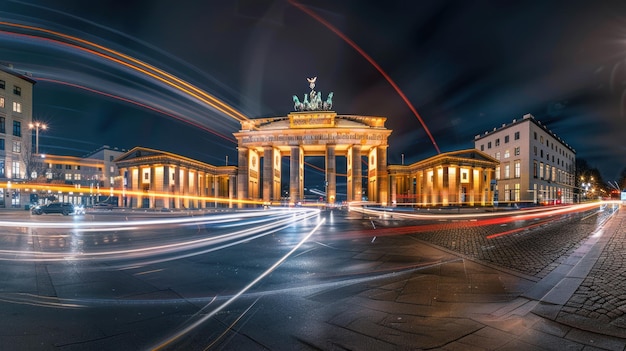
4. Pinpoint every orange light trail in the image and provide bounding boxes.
[34,77,236,144]
[289,1,441,154]
[0,21,249,123]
